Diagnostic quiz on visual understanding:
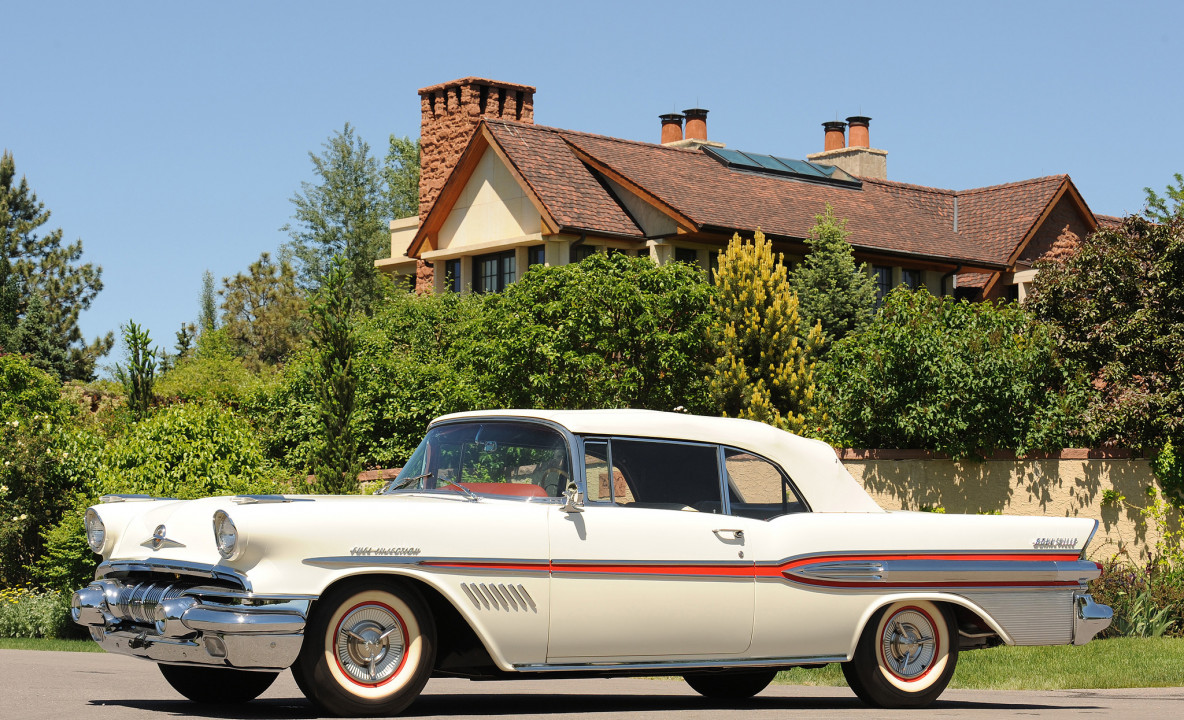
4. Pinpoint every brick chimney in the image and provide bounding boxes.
[417,77,536,222]
[660,113,684,144]
[807,115,887,180]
